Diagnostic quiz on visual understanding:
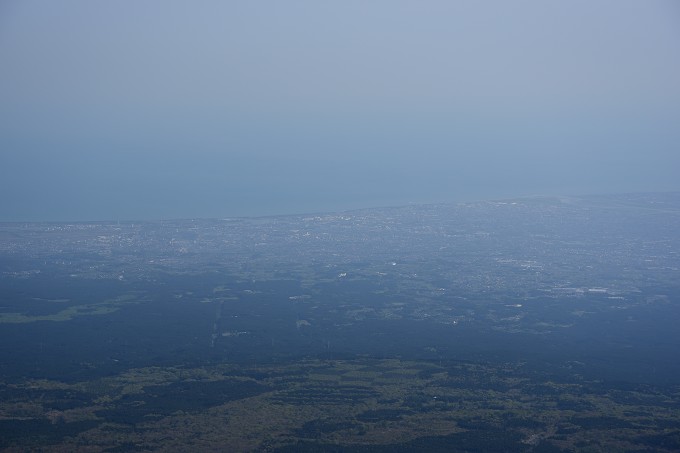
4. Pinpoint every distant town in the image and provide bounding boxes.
[1,193,679,451]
